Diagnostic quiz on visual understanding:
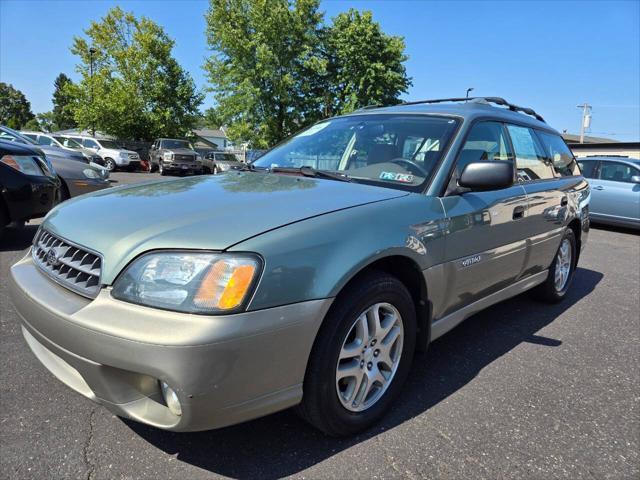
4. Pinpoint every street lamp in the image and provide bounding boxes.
[466,87,474,100]
[89,47,96,136]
